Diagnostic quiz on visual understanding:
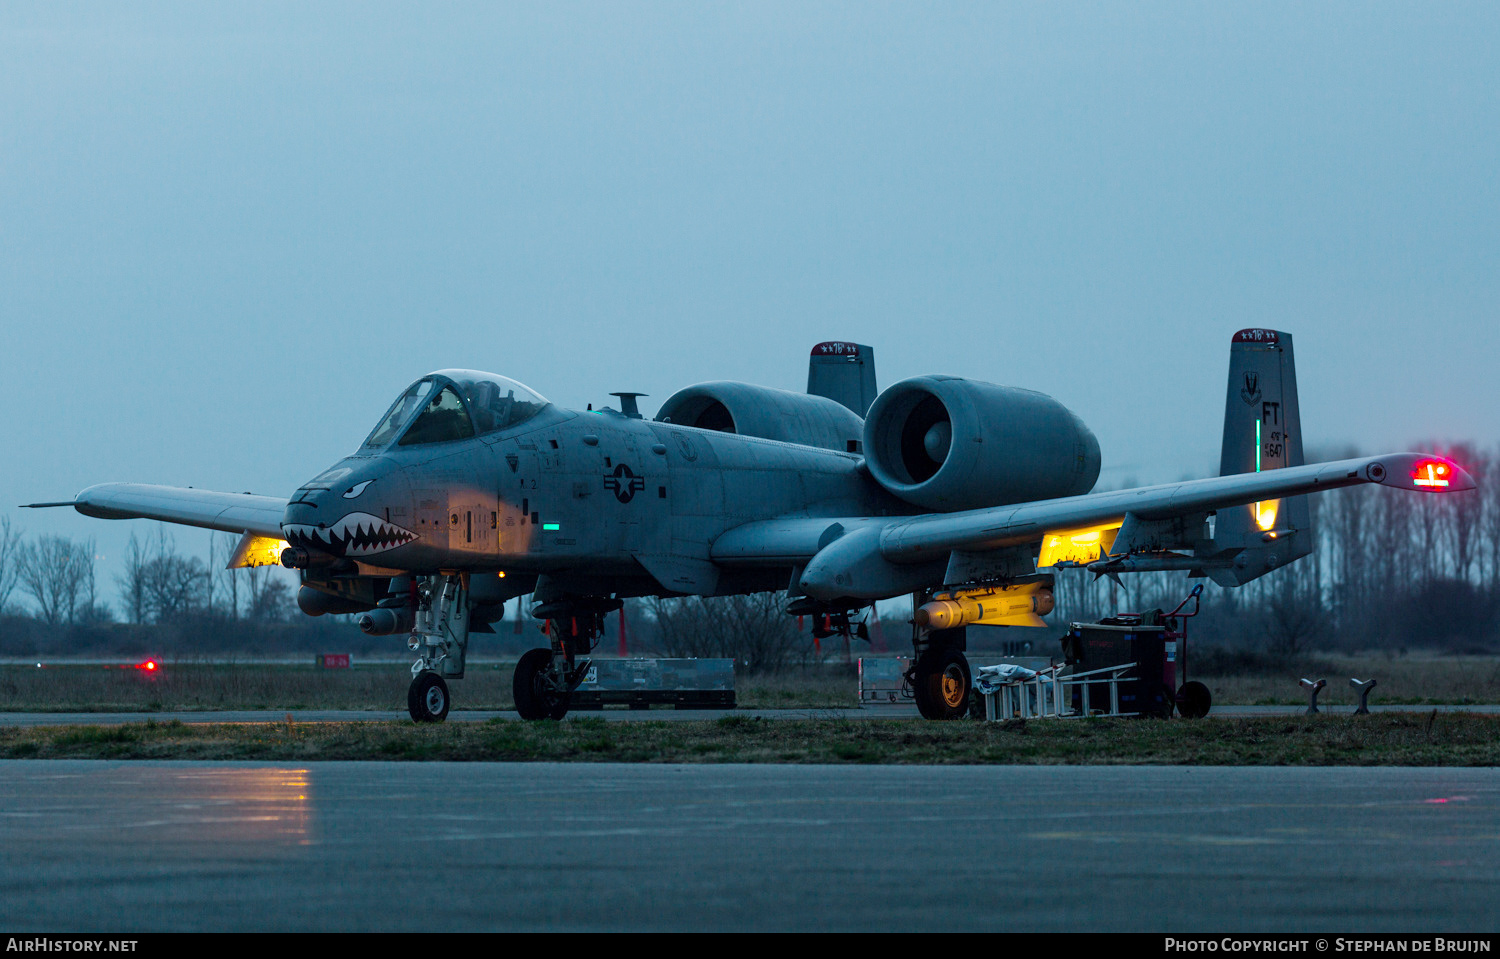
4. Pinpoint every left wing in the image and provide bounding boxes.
[712,451,1475,600]
[25,483,289,539]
